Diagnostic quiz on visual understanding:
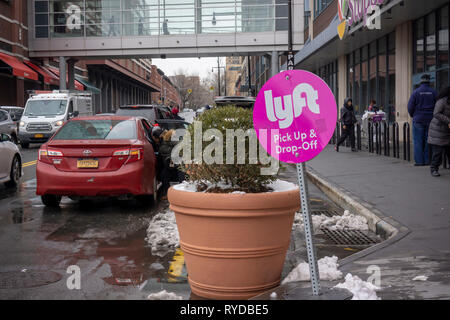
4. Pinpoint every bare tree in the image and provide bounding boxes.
[170,69,214,110]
